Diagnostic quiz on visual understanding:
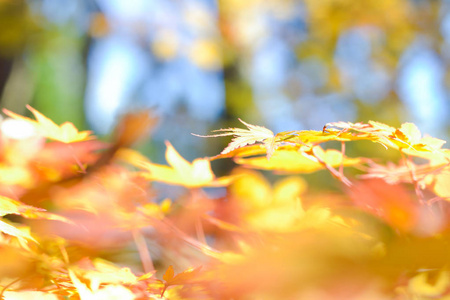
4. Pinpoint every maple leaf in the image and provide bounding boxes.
[326,121,446,155]
[234,145,362,173]
[193,118,276,159]
[390,123,446,154]
[0,195,73,224]
[138,141,235,188]
[0,219,37,243]
[161,265,203,297]
[80,259,140,290]
[3,105,94,143]
[0,195,74,243]
[408,270,450,298]
[69,269,136,300]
